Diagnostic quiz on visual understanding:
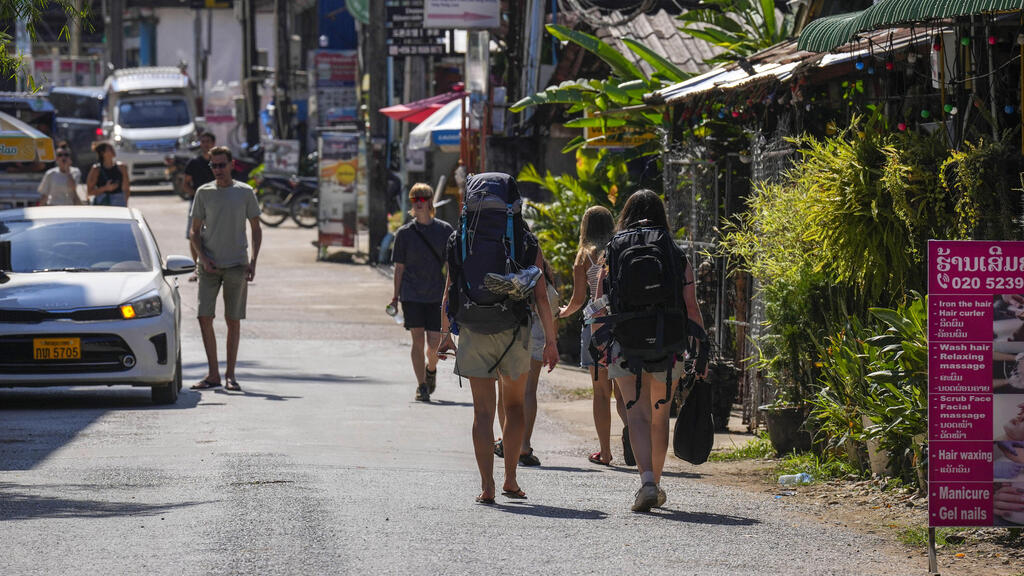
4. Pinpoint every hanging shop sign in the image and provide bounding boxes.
[928,240,1024,529]
[262,139,300,175]
[423,0,500,29]
[311,49,359,127]
[386,0,446,56]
